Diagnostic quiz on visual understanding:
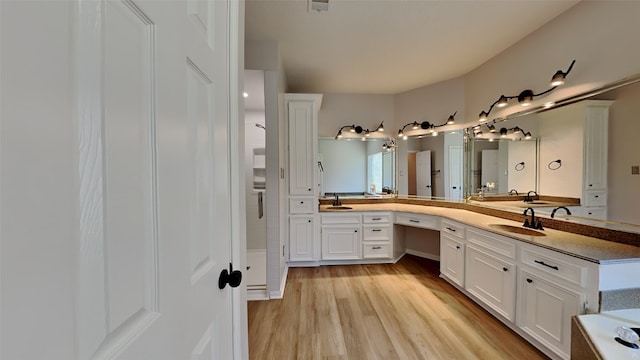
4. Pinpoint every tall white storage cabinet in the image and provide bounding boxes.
[287,94,322,262]
[581,101,613,220]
